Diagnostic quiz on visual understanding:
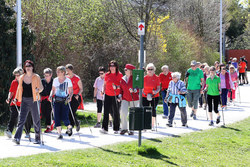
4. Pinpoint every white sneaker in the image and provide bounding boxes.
[5,130,12,138]
[99,129,108,134]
